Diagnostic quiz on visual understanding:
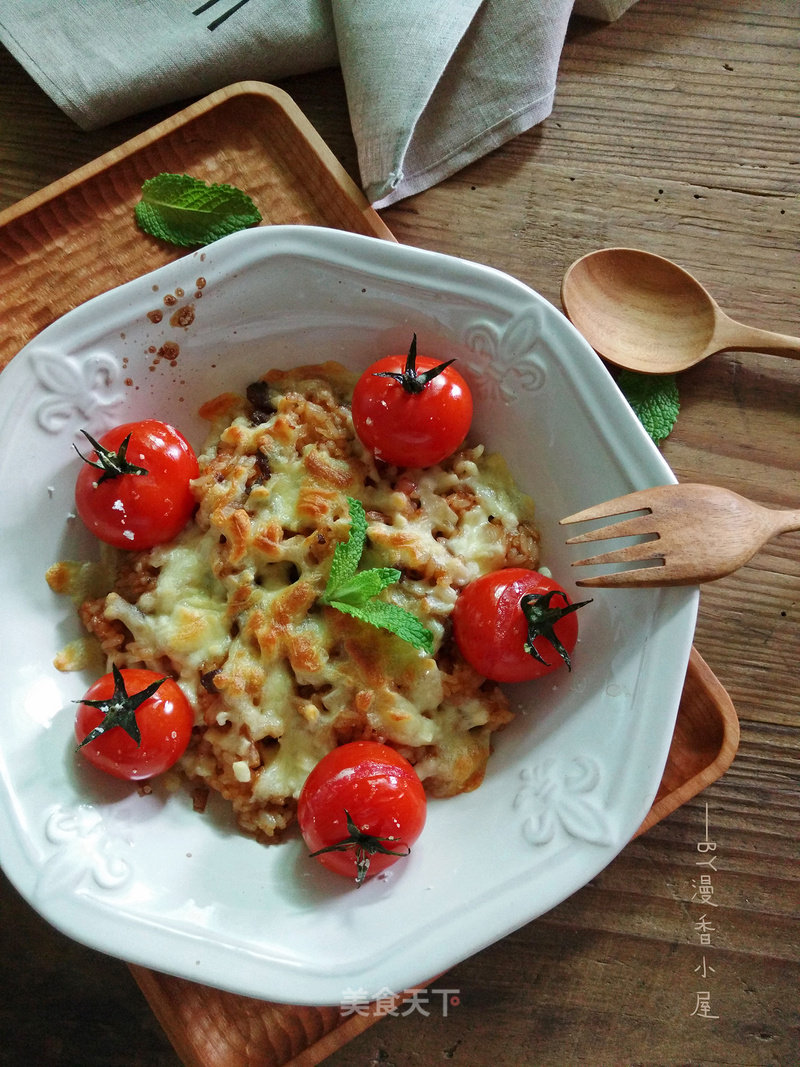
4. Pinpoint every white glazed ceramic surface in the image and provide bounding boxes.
[0,226,697,1005]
